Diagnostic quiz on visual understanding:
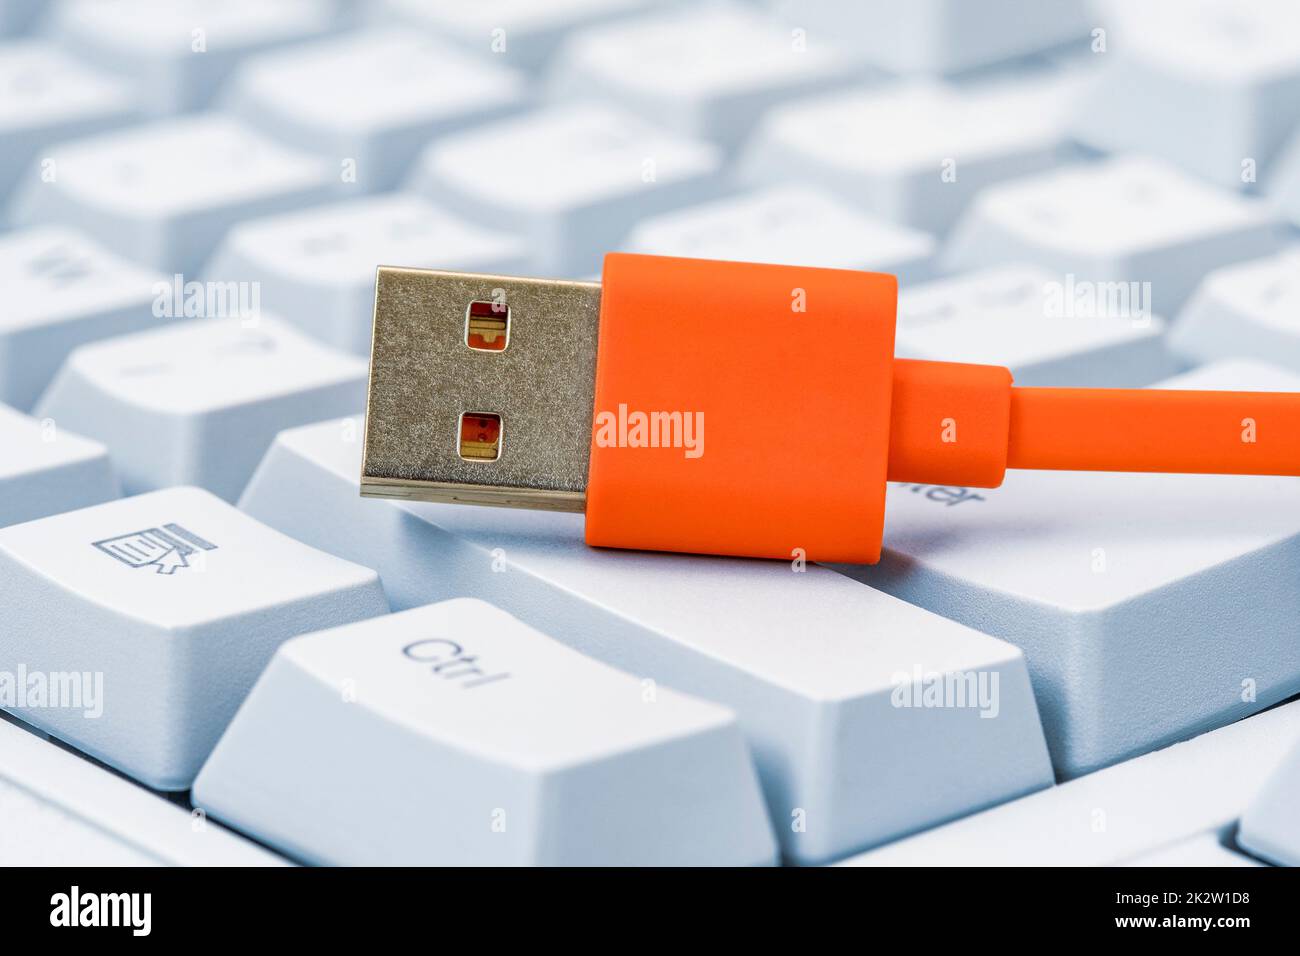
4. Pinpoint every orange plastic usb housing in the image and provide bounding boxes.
[361,253,1300,564]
